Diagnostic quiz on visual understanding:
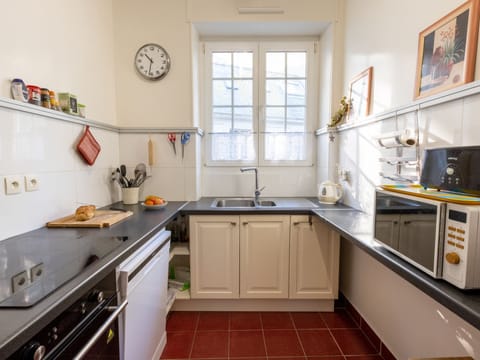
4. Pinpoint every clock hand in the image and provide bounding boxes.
[148,61,152,75]
[145,54,153,63]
